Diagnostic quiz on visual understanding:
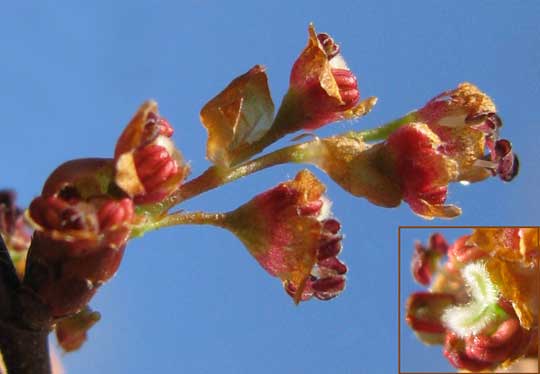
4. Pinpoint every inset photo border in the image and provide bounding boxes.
[398,226,539,374]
